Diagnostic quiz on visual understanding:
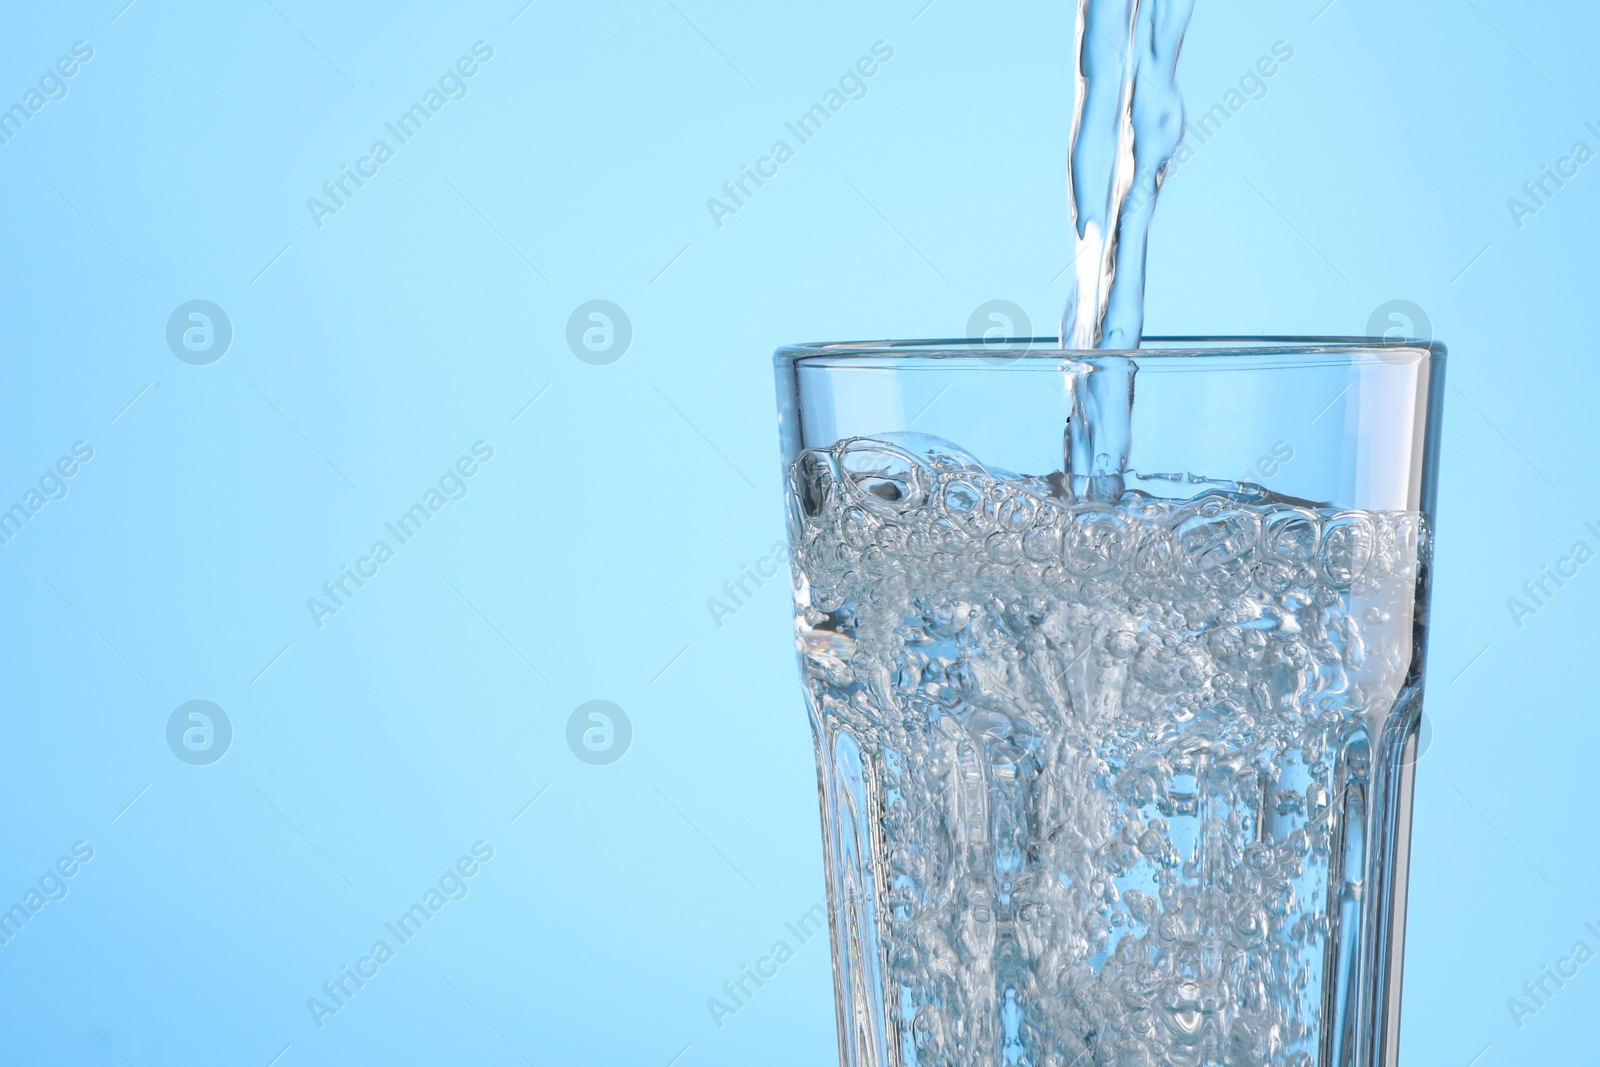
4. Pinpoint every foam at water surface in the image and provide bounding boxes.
[788,435,1429,1067]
